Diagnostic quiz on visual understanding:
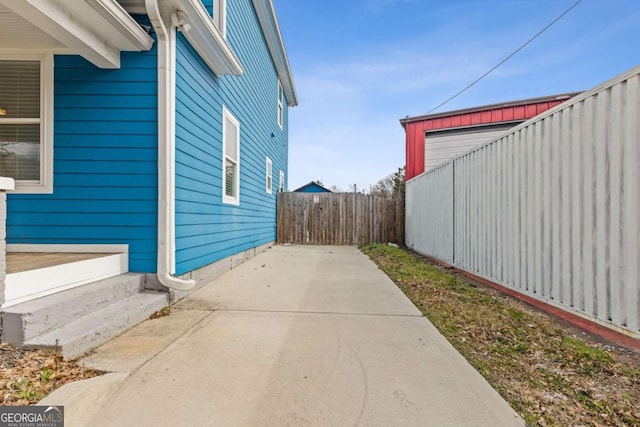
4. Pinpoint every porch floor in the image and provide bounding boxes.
[7,253,114,274]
